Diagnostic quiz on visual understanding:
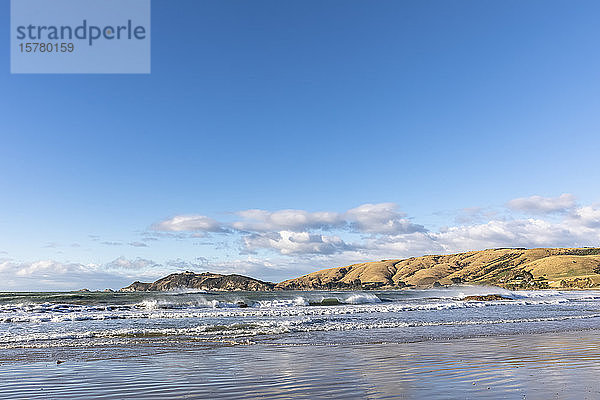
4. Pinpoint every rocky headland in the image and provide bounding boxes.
[120,247,600,291]
[120,271,275,292]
